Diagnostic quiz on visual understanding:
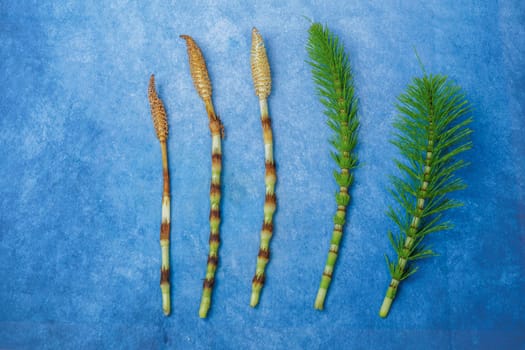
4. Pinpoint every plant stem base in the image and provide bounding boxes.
[199,297,210,318]
[379,296,393,318]
[379,282,397,318]
[161,283,170,316]
[250,290,261,308]
[314,288,327,310]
